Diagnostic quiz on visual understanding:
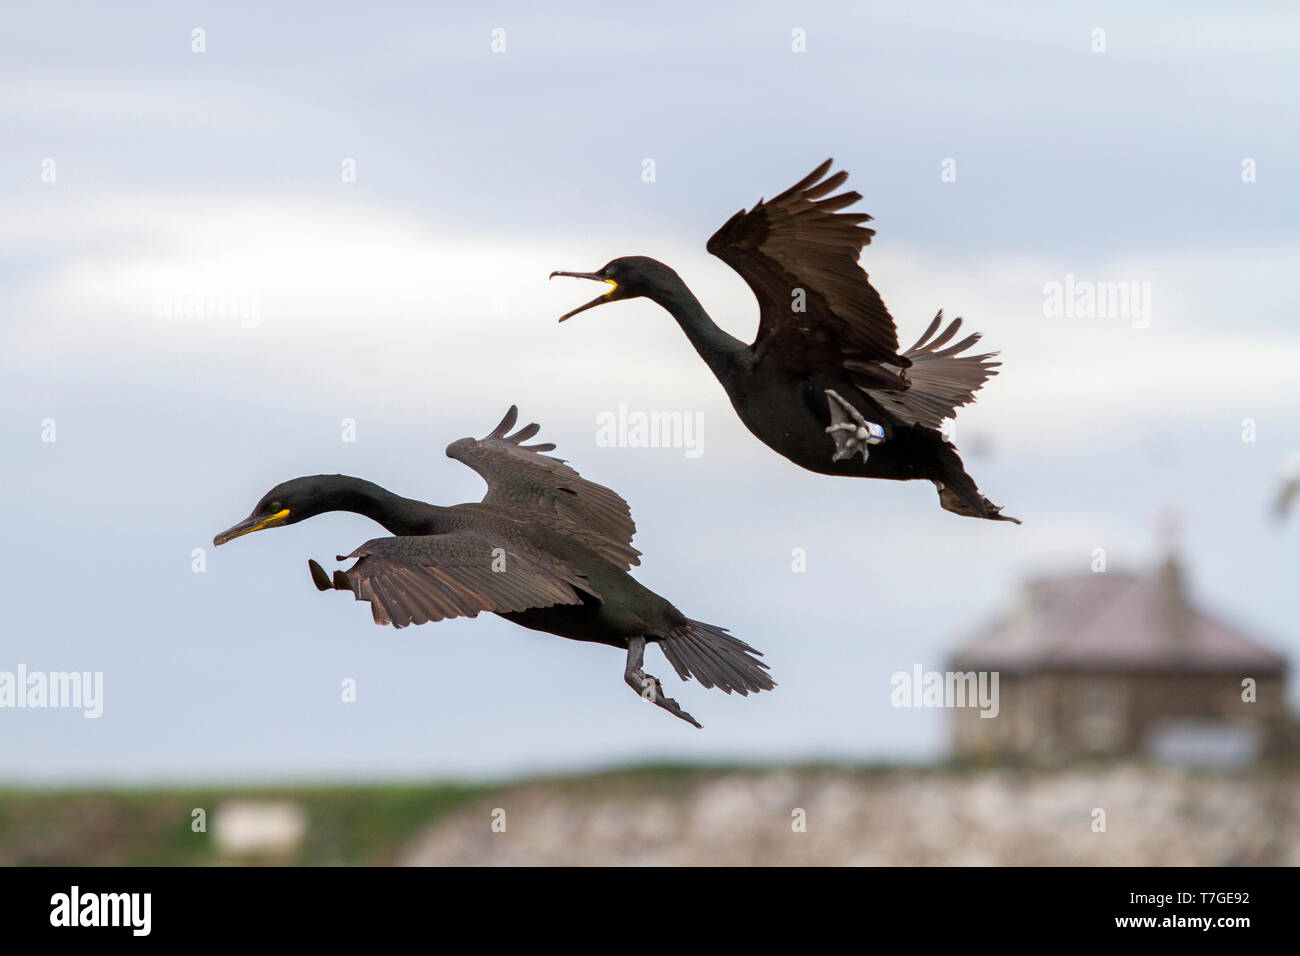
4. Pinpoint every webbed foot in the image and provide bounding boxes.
[825,389,885,463]
[624,637,702,728]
